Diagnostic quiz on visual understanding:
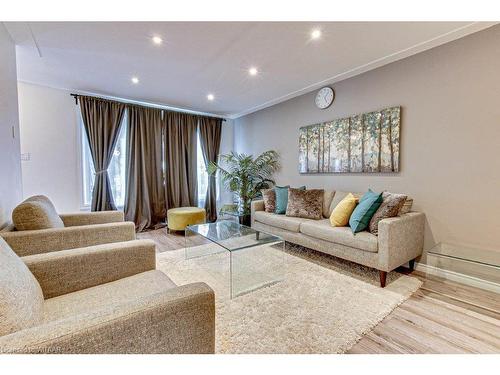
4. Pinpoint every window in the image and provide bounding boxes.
[80,110,128,209]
